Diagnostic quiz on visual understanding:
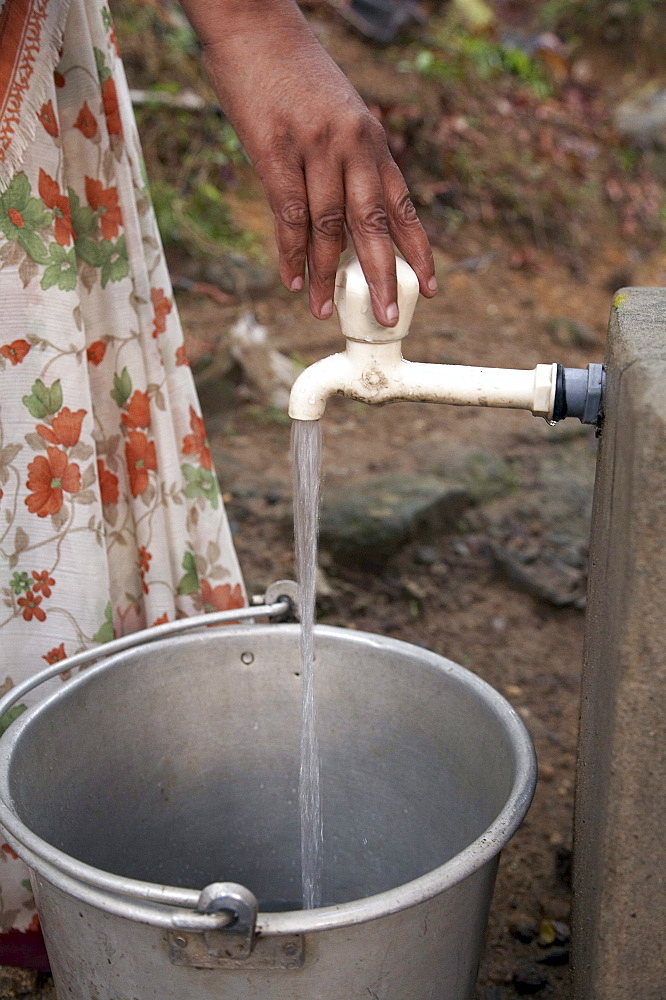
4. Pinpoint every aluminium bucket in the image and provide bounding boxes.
[0,623,536,1000]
